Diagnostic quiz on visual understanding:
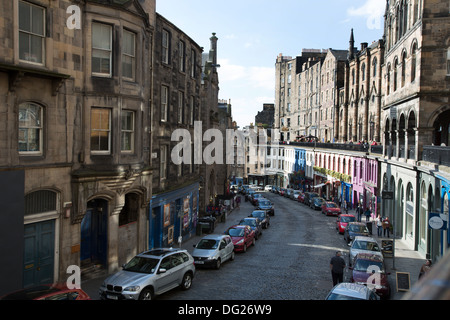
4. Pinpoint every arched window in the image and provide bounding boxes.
[361,63,366,81]
[25,190,57,215]
[386,64,391,95]
[372,57,378,77]
[393,58,398,91]
[411,43,418,82]
[401,51,407,87]
[19,102,43,154]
